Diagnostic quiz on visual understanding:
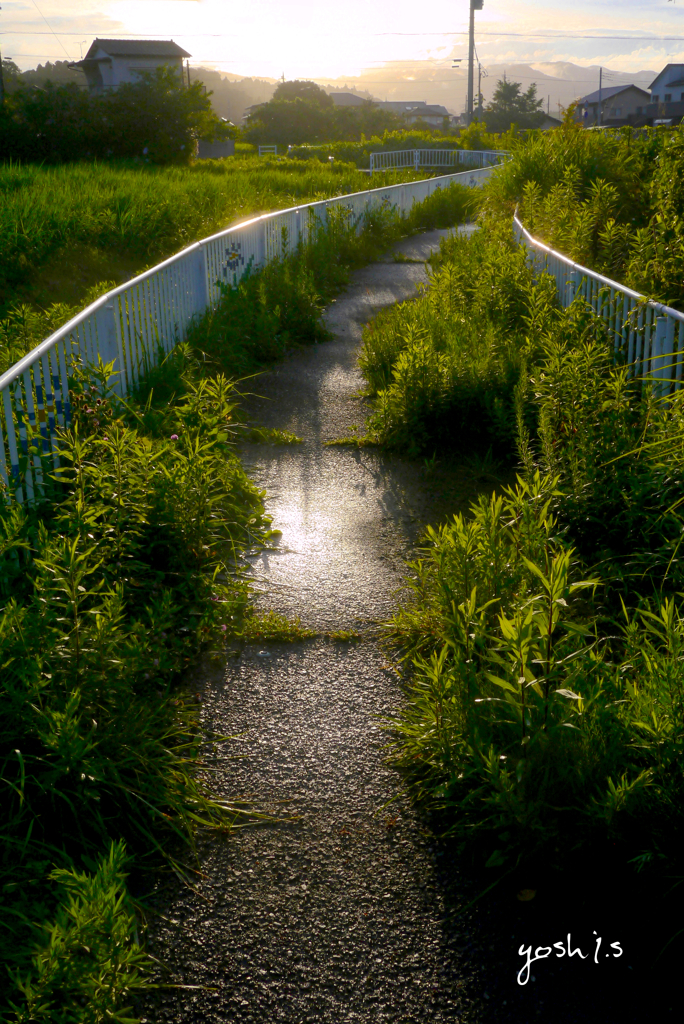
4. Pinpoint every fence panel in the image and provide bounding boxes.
[0,165,500,506]
[369,148,509,174]
[513,210,684,400]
